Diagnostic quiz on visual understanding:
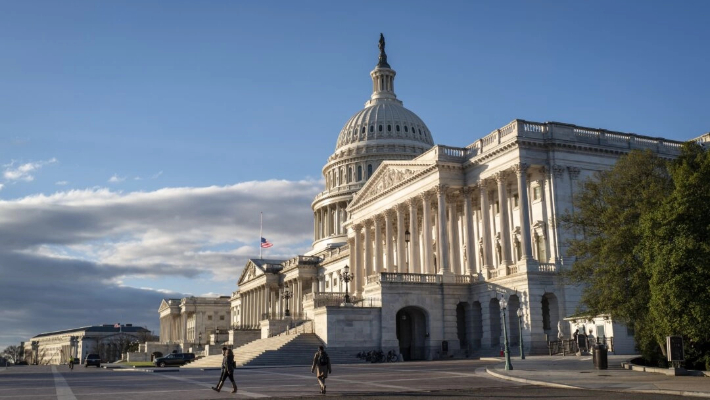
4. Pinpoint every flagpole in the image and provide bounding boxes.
[260,212,263,259]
